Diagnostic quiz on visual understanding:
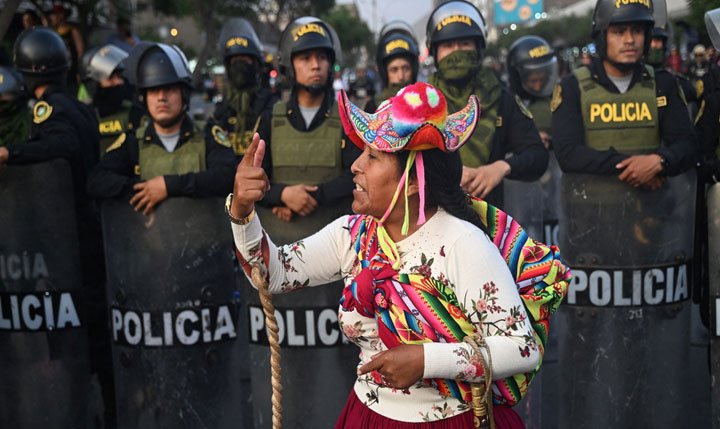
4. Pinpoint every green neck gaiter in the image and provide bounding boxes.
[379,81,411,104]
[430,61,502,167]
[646,48,665,68]
[227,84,256,135]
[436,49,480,83]
[0,103,30,147]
